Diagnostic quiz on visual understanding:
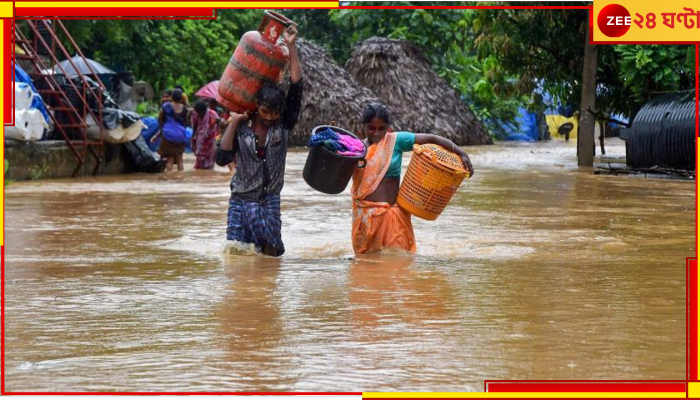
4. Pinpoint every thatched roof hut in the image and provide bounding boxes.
[288,39,388,145]
[345,37,492,145]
